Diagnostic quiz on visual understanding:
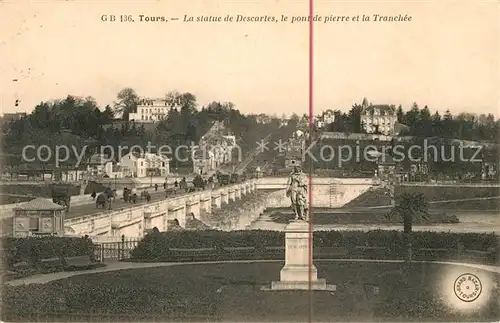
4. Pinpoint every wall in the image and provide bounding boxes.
[196,190,287,231]
[256,177,375,208]
[320,132,393,142]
